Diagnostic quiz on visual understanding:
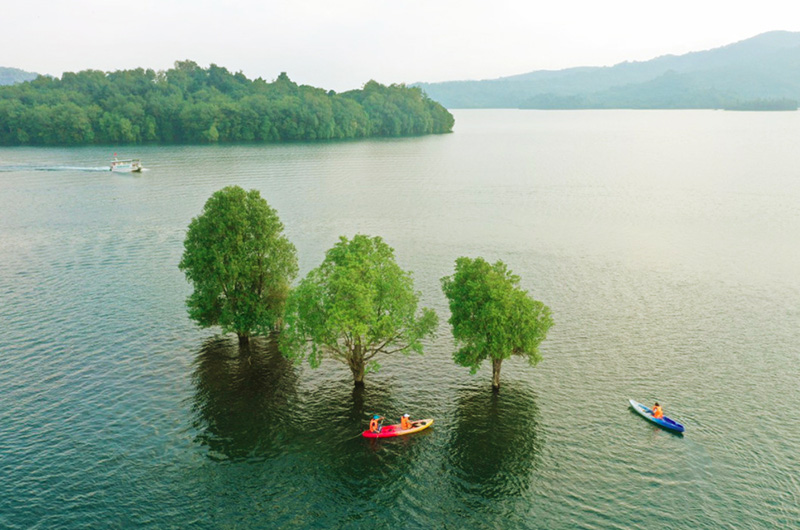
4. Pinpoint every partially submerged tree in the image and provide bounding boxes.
[281,234,437,386]
[441,257,553,391]
[179,186,298,345]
